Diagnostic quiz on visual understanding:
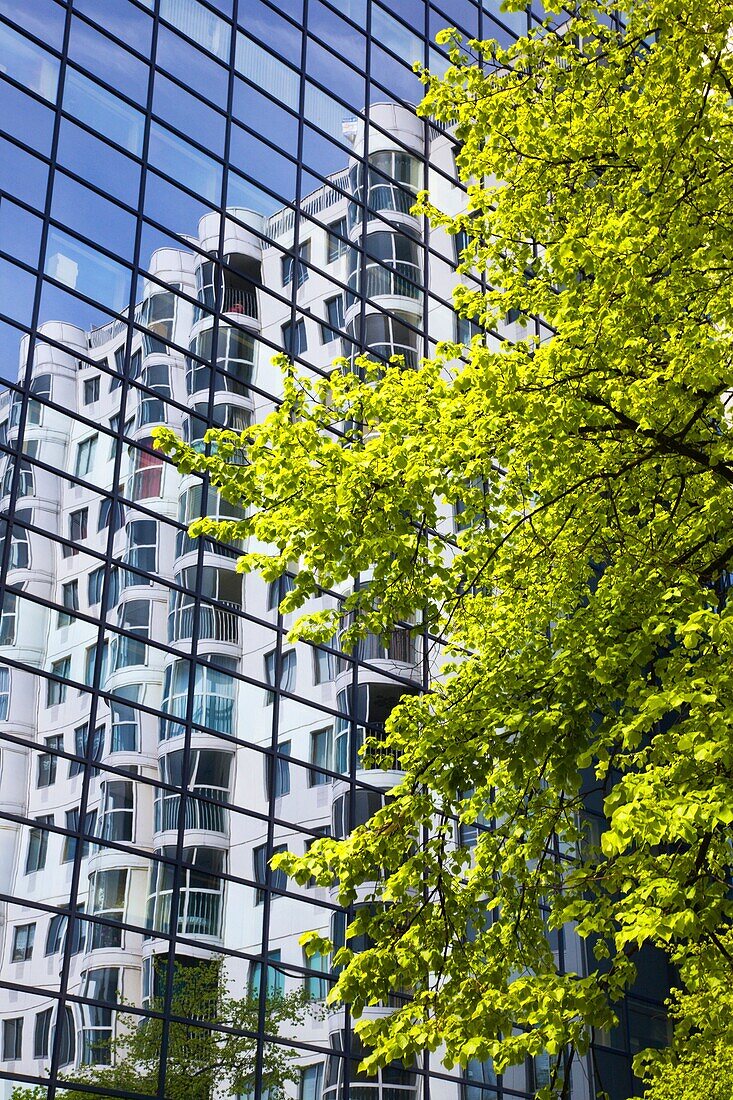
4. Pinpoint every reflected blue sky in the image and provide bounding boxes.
[0,0,540,378]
